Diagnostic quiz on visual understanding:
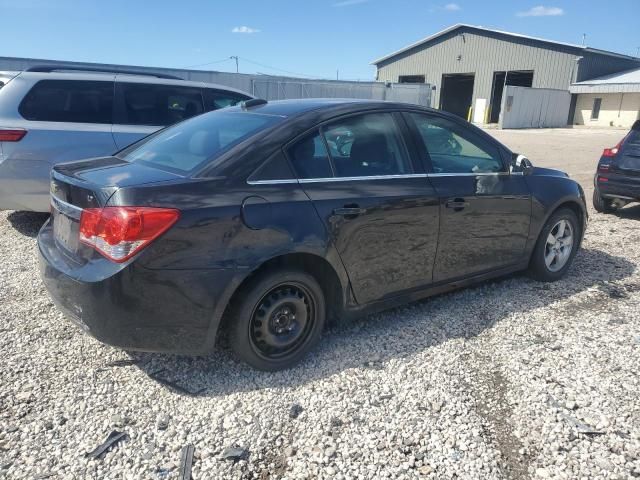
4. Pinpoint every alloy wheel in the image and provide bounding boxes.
[544,219,574,272]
